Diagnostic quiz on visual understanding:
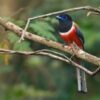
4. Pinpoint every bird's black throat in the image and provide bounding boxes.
[58,21,72,33]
